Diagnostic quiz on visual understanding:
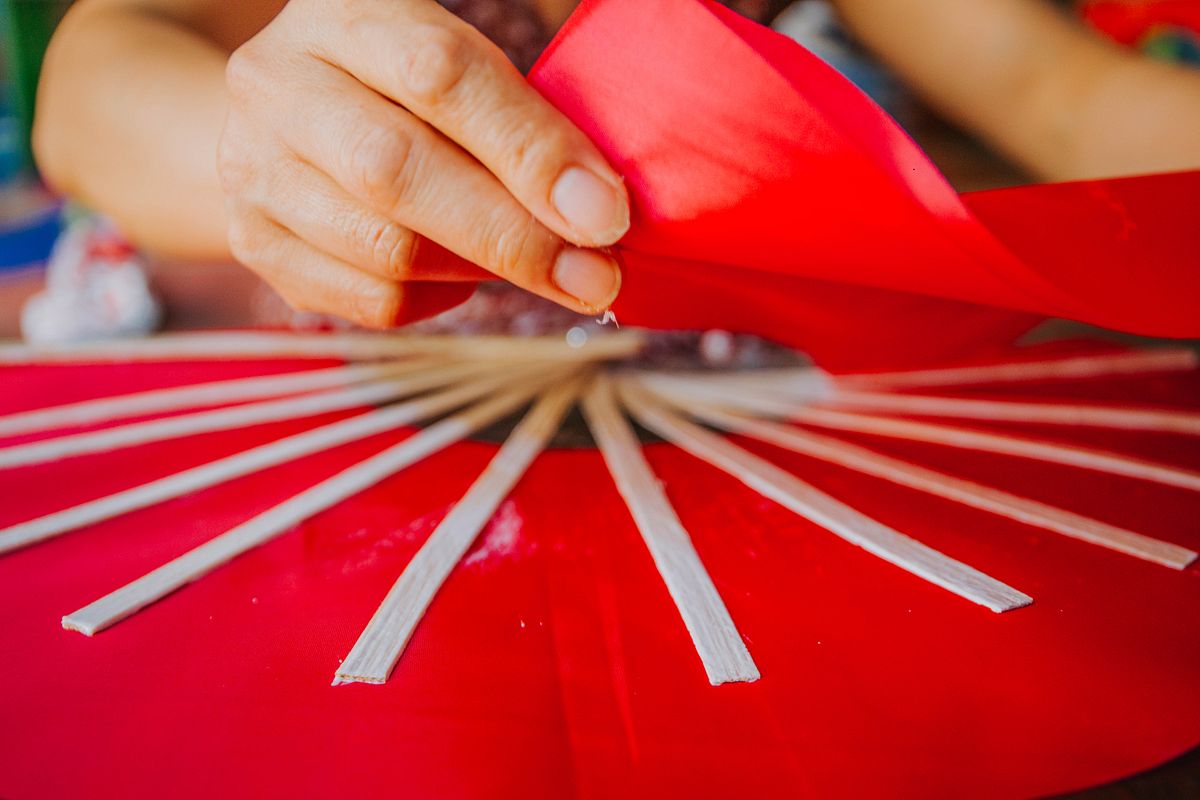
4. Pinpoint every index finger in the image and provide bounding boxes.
[308,0,631,249]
